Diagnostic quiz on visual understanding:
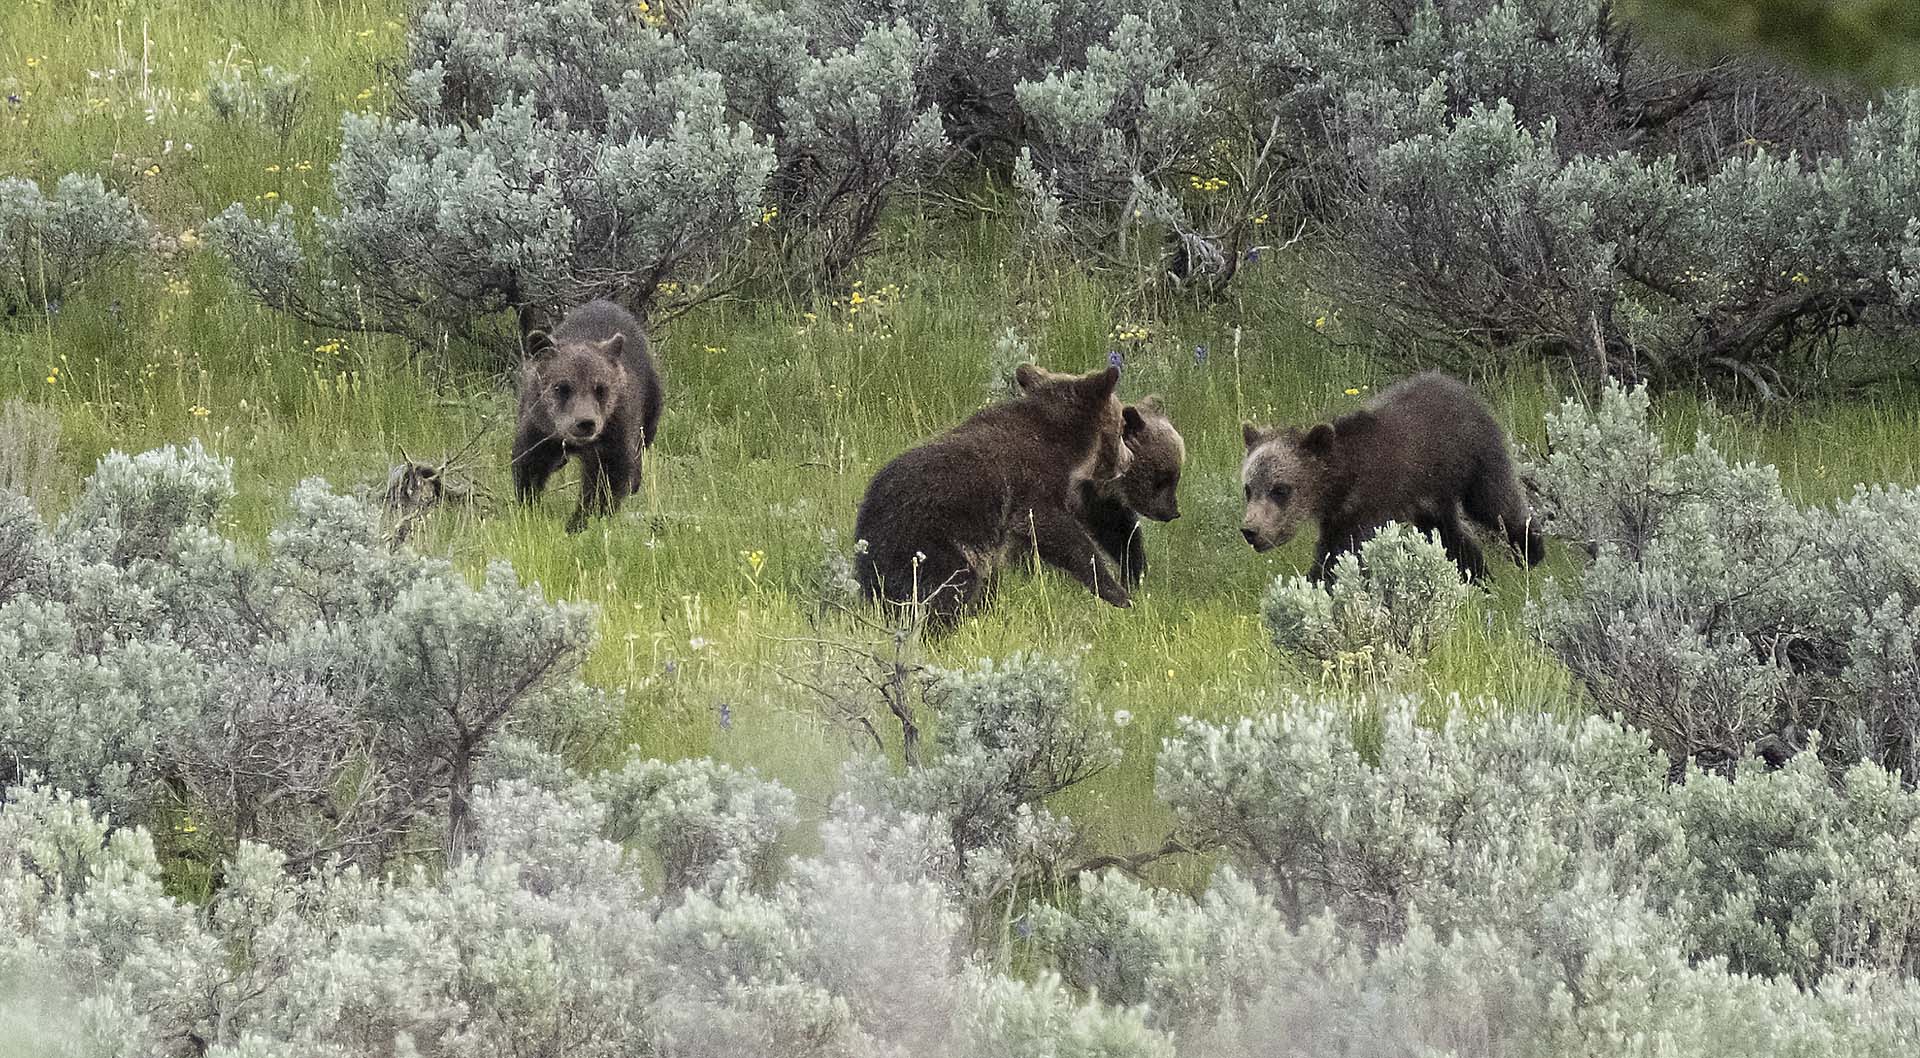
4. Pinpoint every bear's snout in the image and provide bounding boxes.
[569,418,601,440]
[1241,527,1265,550]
